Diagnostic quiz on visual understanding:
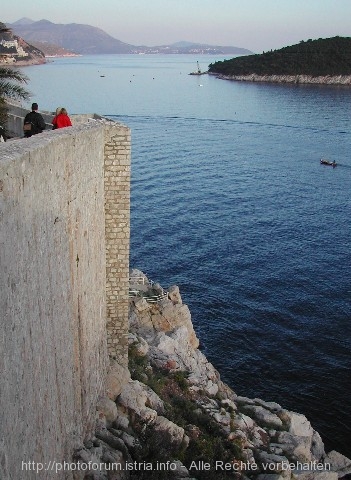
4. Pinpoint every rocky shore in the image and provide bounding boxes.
[210,73,351,85]
[76,270,351,480]
[1,57,46,67]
